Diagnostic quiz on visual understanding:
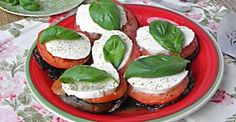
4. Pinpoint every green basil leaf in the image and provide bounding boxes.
[103,35,126,68]
[40,26,82,44]
[125,55,189,79]
[89,0,121,30]
[59,65,113,84]
[19,0,40,11]
[2,0,19,5]
[149,20,184,54]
